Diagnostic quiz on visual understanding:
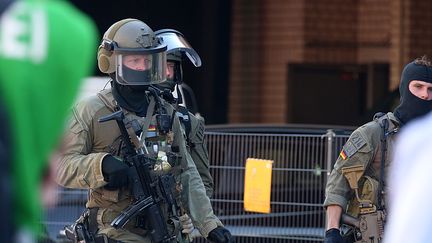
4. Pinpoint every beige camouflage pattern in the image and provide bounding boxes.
[324,112,400,211]
[55,89,222,242]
